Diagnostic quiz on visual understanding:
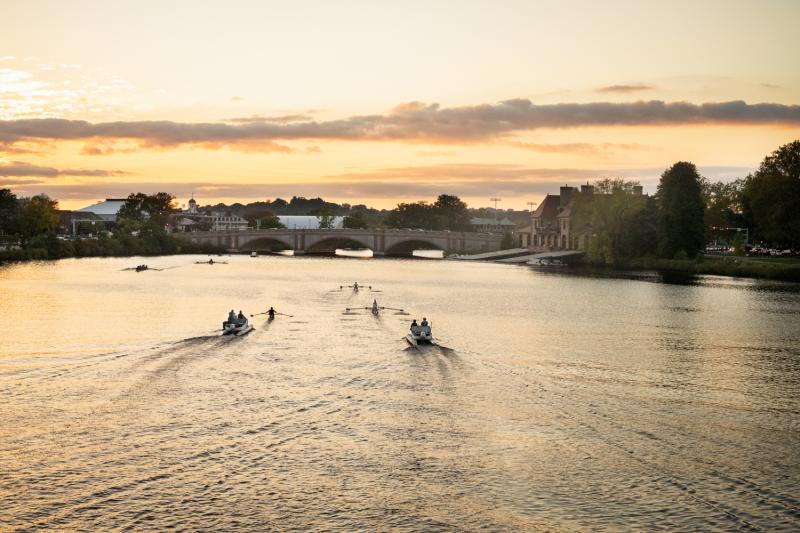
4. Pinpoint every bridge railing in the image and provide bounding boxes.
[183,228,503,239]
